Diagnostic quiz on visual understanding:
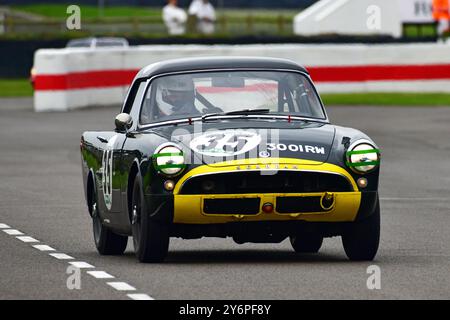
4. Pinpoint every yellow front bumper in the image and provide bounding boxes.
[174,192,361,224]
[172,158,361,224]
